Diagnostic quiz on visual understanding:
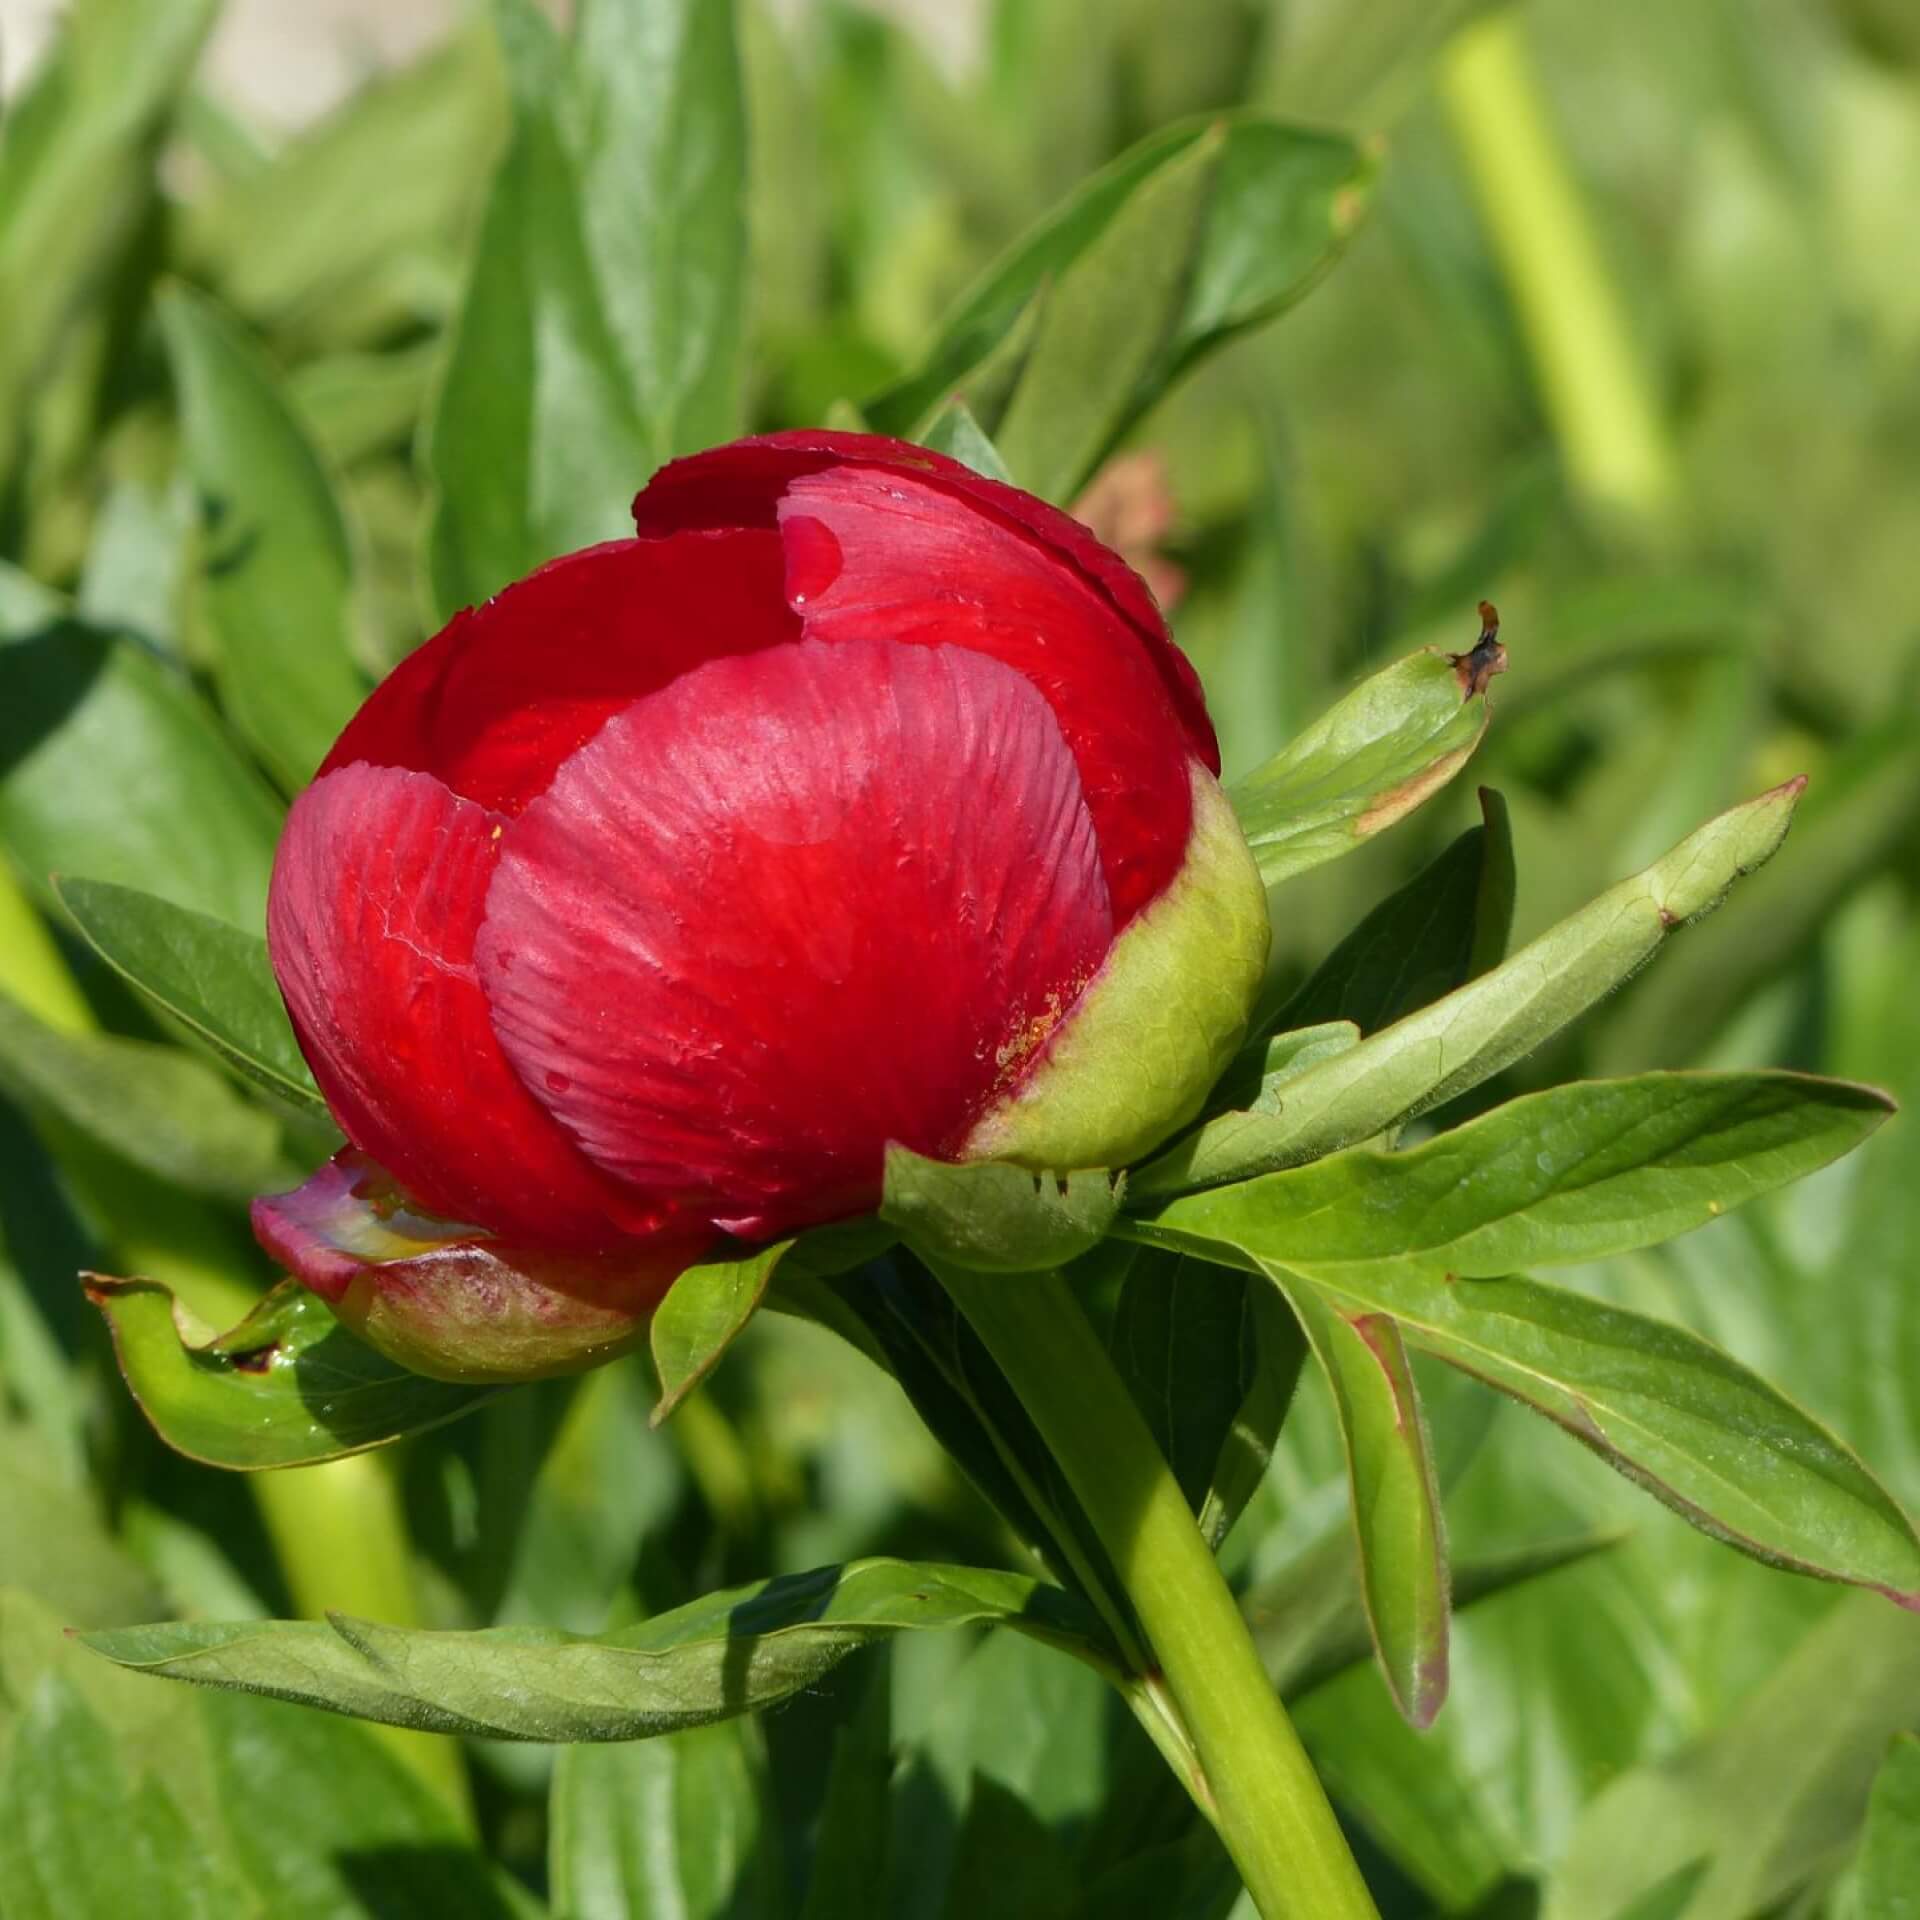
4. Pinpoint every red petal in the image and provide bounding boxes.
[268,763,646,1245]
[320,529,795,814]
[476,639,1114,1239]
[631,429,1219,778]
[775,463,1195,925]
